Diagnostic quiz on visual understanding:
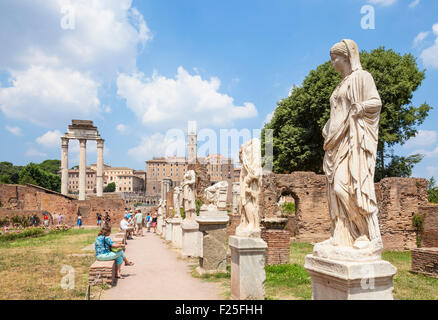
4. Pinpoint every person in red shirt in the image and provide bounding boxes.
[43,214,49,227]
